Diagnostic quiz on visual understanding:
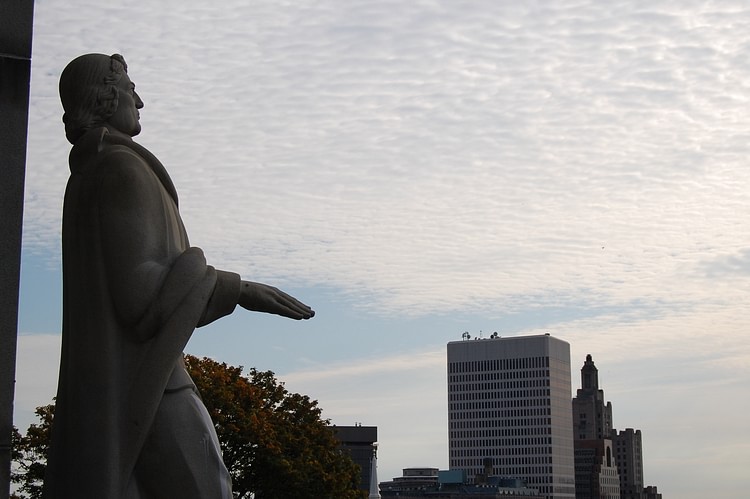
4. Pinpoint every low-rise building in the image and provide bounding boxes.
[380,467,544,498]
